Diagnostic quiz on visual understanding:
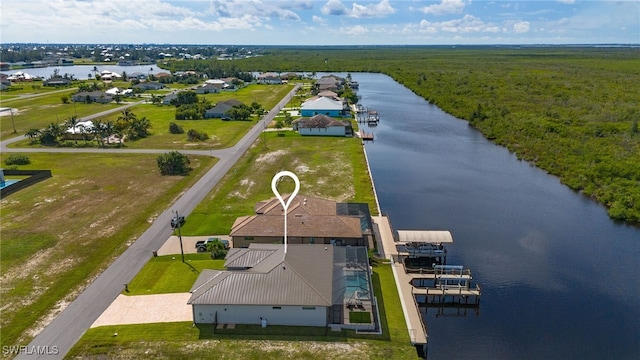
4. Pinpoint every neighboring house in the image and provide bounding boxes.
[72,91,113,103]
[133,81,164,91]
[188,243,376,331]
[128,72,147,80]
[315,75,343,92]
[300,96,349,117]
[256,72,282,84]
[230,194,373,248]
[293,114,353,137]
[43,77,72,86]
[204,99,244,118]
[105,87,133,96]
[162,93,178,105]
[195,83,220,94]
